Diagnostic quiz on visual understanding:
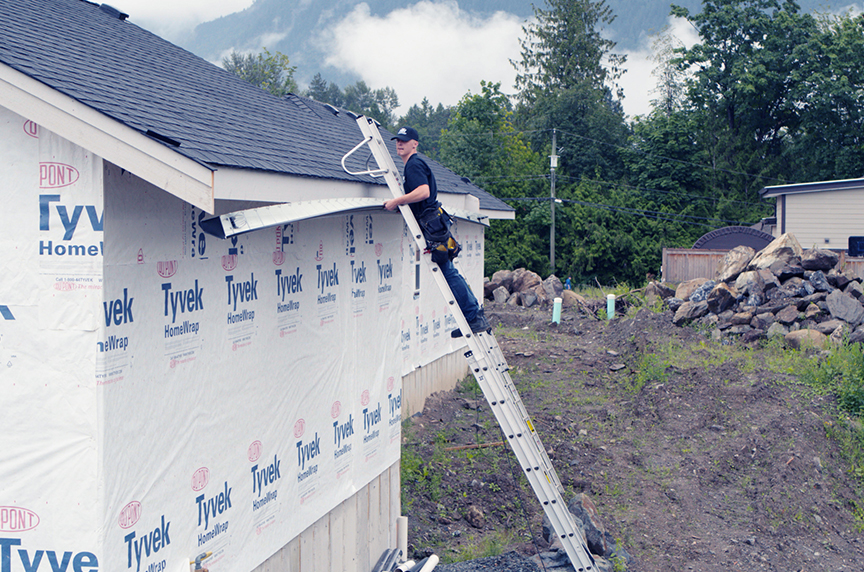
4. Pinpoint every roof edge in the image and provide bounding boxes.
[0,61,216,212]
[761,177,864,198]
